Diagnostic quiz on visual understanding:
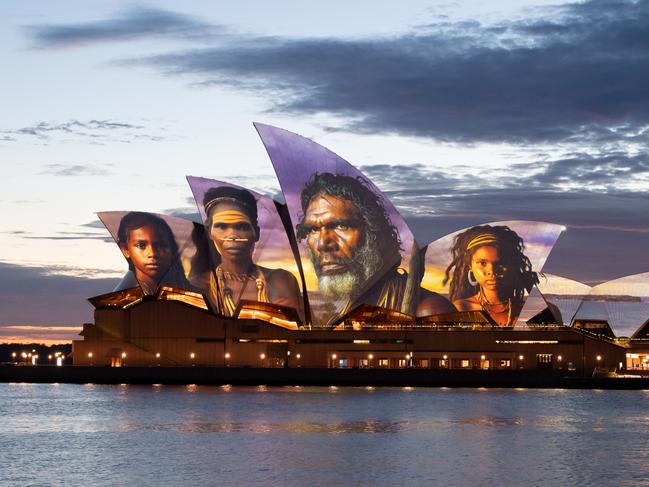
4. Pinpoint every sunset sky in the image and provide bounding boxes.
[2,0,648,342]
